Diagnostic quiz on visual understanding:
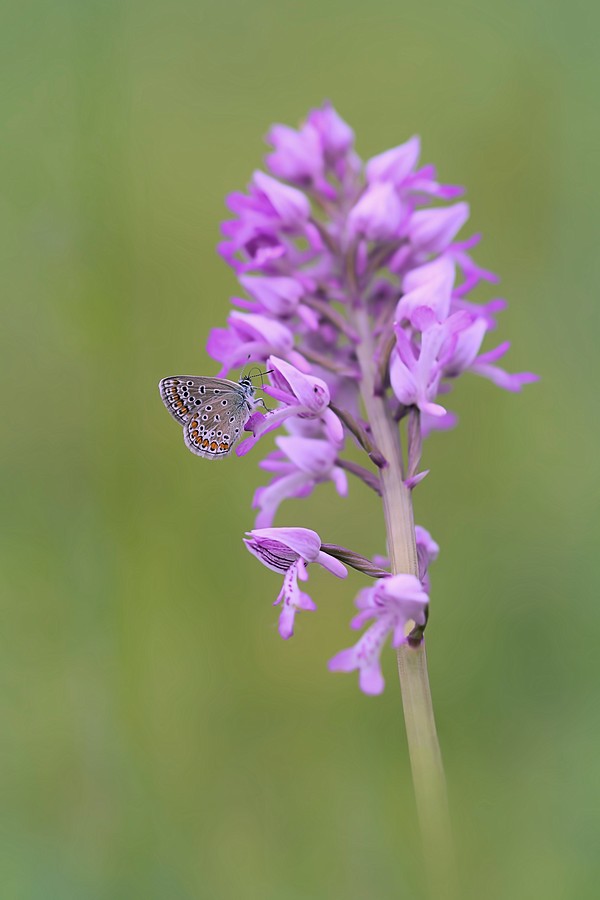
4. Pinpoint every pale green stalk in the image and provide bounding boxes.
[352,306,458,899]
